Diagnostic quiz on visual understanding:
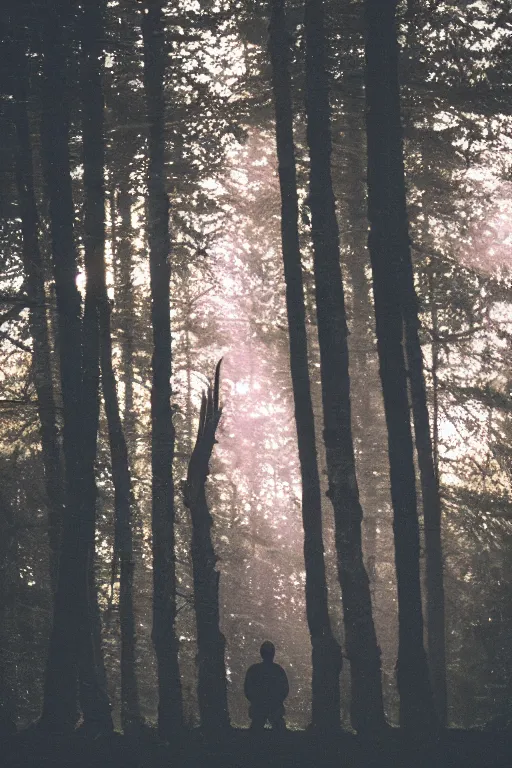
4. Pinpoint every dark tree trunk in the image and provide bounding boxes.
[183,363,229,732]
[304,0,385,734]
[142,1,183,739]
[269,0,341,731]
[0,487,16,724]
[363,0,438,734]
[79,0,114,732]
[404,252,446,725]
[341,84,380,587]
[405,314,447,727]
[114,178,144,729]
[100,290,142,731]
[183,285,193,456]
[39,0,89,729]
[116,178,137,453]
[427,264,440,478]
[81,0,142,733]
[11,41,64,591]
[111,175,144,730]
